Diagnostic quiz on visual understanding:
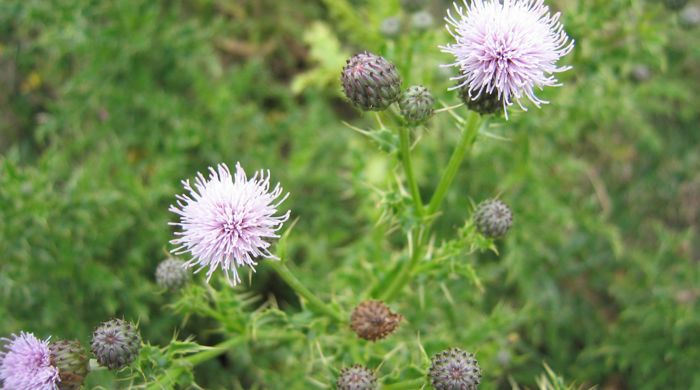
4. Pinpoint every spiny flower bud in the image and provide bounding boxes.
[429,348,481,390]
[680,6,700,28]
[664,0,688,11]
[337,364,377,390]
[474,199,513,239]
[459,86,502,115]
[341,52,402,111]
[91,319,141,370]
[380,16,402,38]
[631,65,651,83]
[155,257,190,290]
[399,85,434,125]
[411,10,435,31]
[49,340,89,390]
[350,300,403,341]
[400,0,425,13]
